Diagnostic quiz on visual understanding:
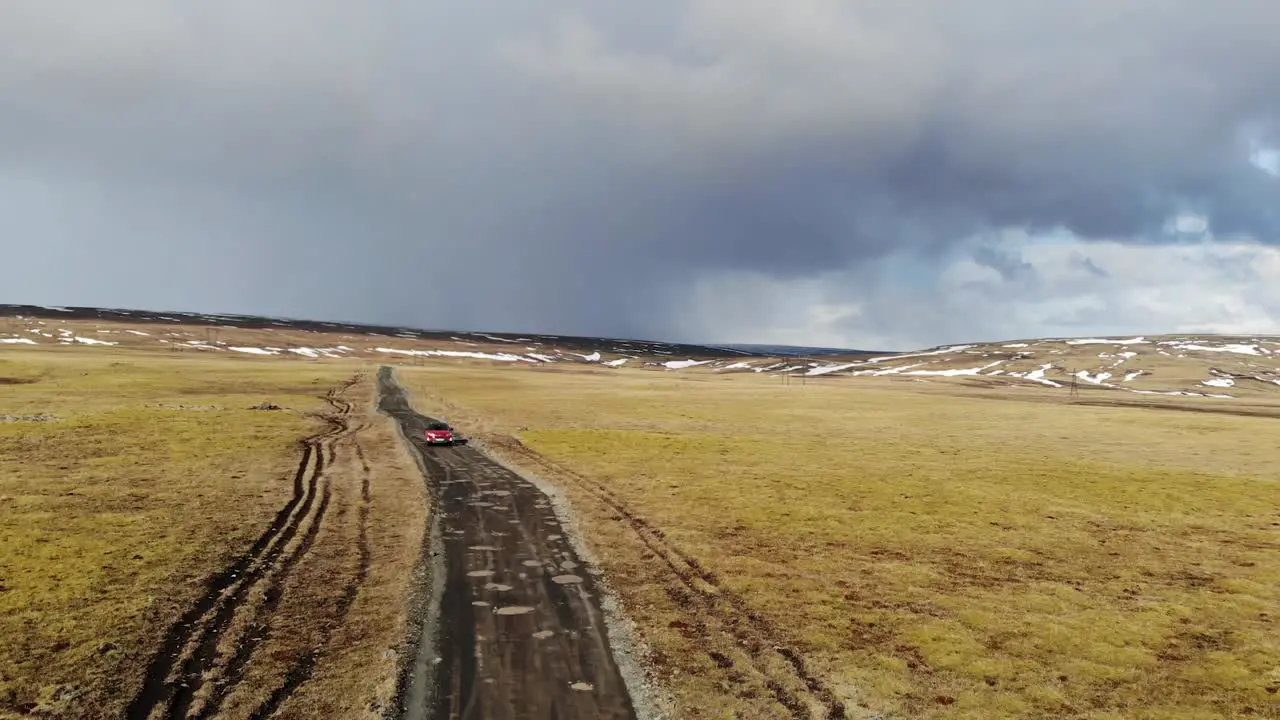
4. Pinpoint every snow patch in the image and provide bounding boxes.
[1126,388,1233,399]
[1076,370,1113,385]
[374,347,537,363]
[68,336,118,346]
[864,345,976,363]
[805,362,861,376]
[0,338,37,345]
[1167,342,1264,356]
[852,362,927,376]
[903,360,1004,377]
[663,359,712,370]
[1064,336,1148,345]
[1023,364,1063,387]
